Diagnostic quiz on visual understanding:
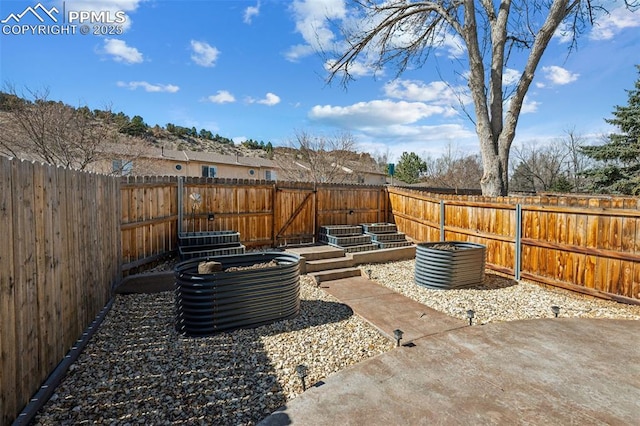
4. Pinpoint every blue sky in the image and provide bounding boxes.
[1,0,639,163]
